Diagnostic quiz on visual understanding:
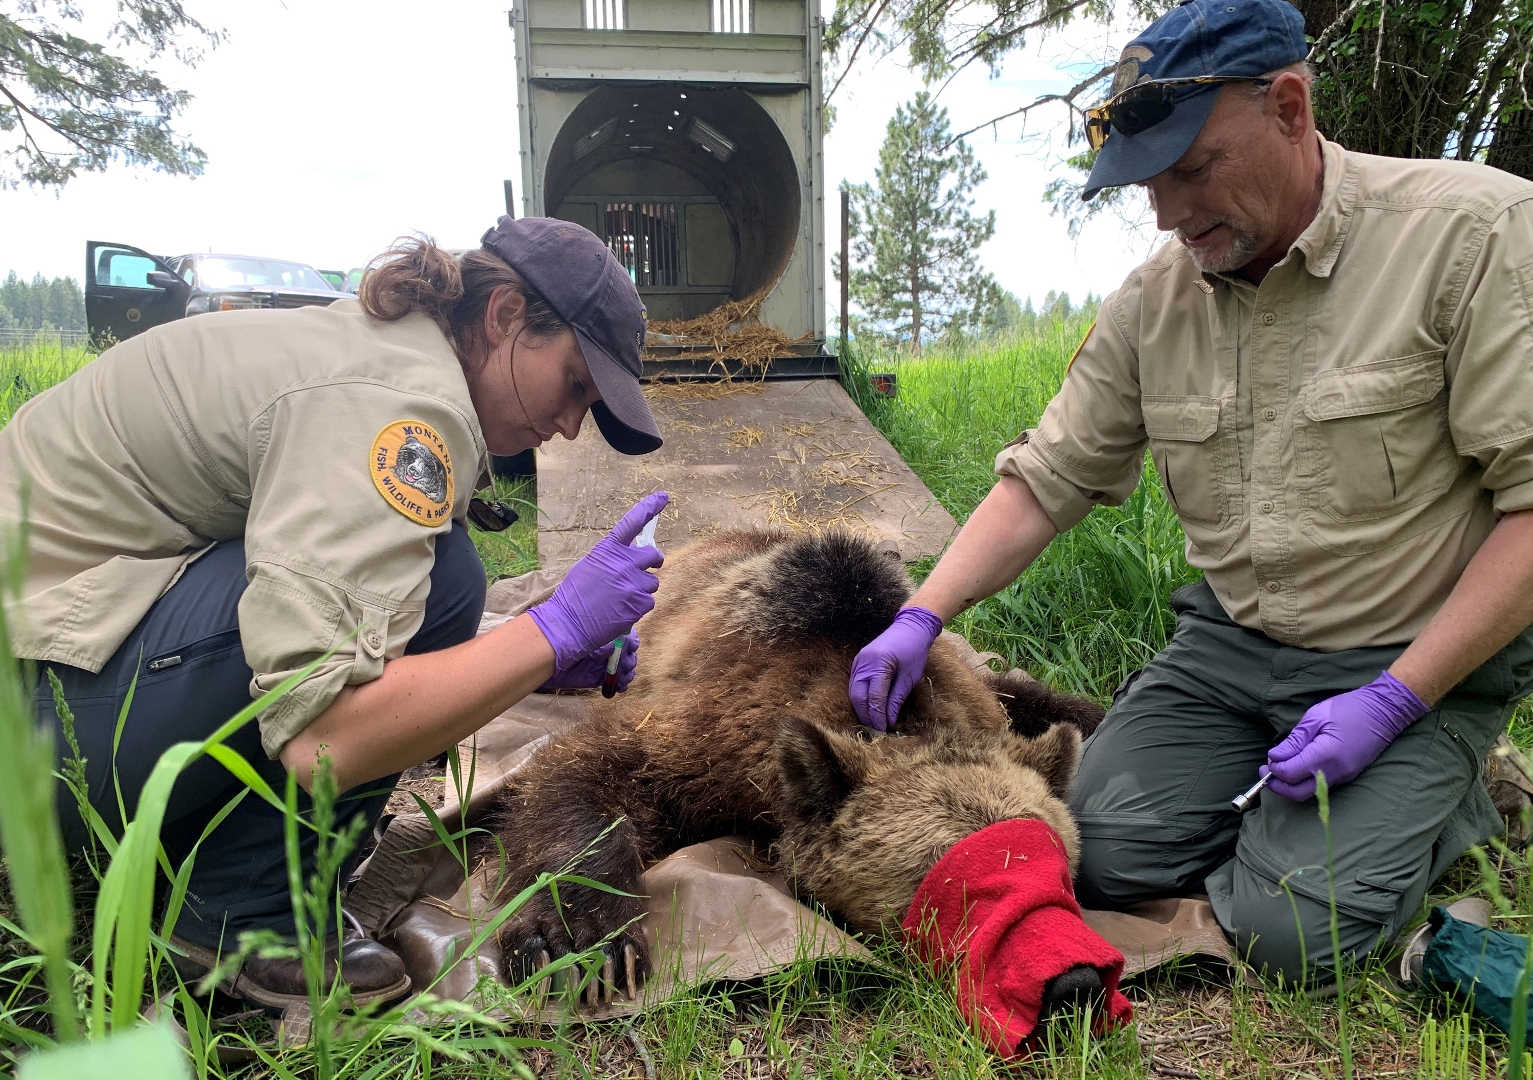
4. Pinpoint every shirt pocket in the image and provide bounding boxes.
[1297,351,1459,524]
[1143,396,1227,528]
